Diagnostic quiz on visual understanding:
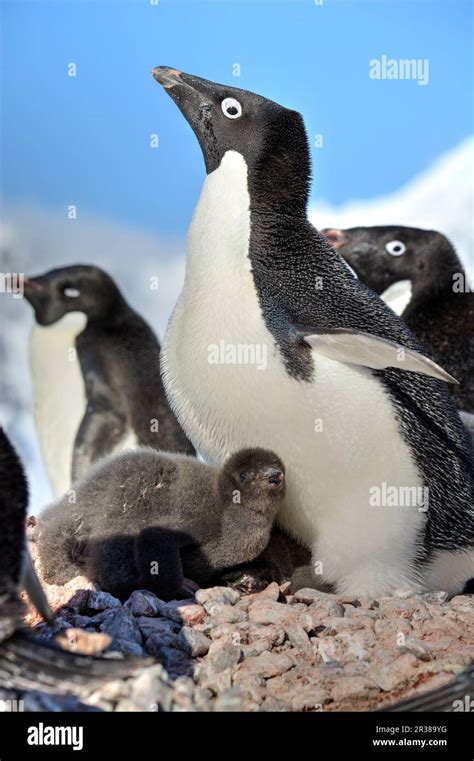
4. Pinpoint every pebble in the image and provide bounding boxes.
[331,676,379,701]
[159,601,207,625]
[177,627,212,658]
[88,591,122,611]
[125,590,162,617]
[27,559,474,713]
[237,651,293,679]
[203,602,247,624]
[195,587,241,606]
